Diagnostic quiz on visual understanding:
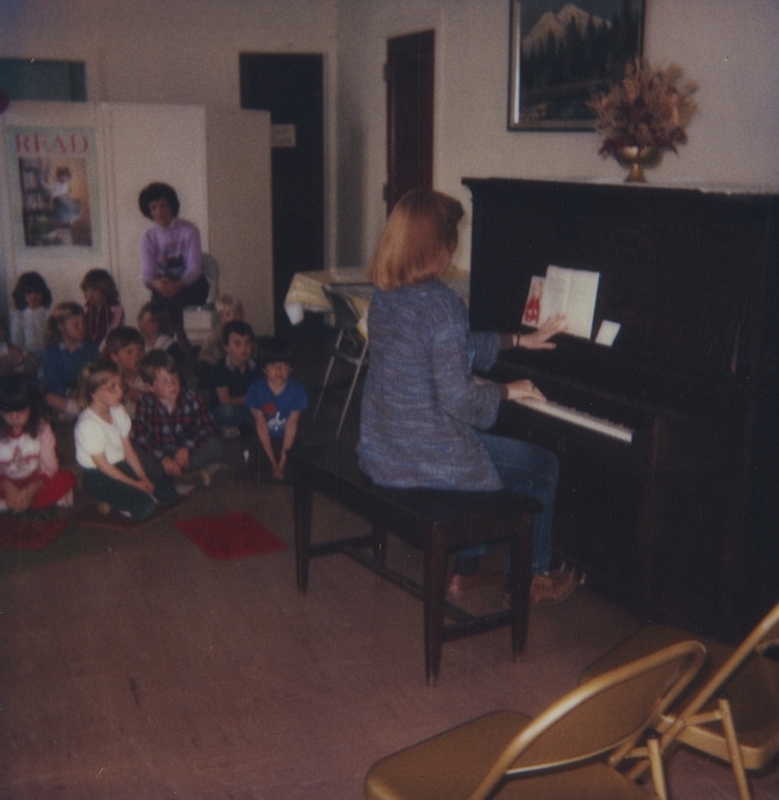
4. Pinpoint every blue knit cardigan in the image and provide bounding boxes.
[357,279,503,490]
